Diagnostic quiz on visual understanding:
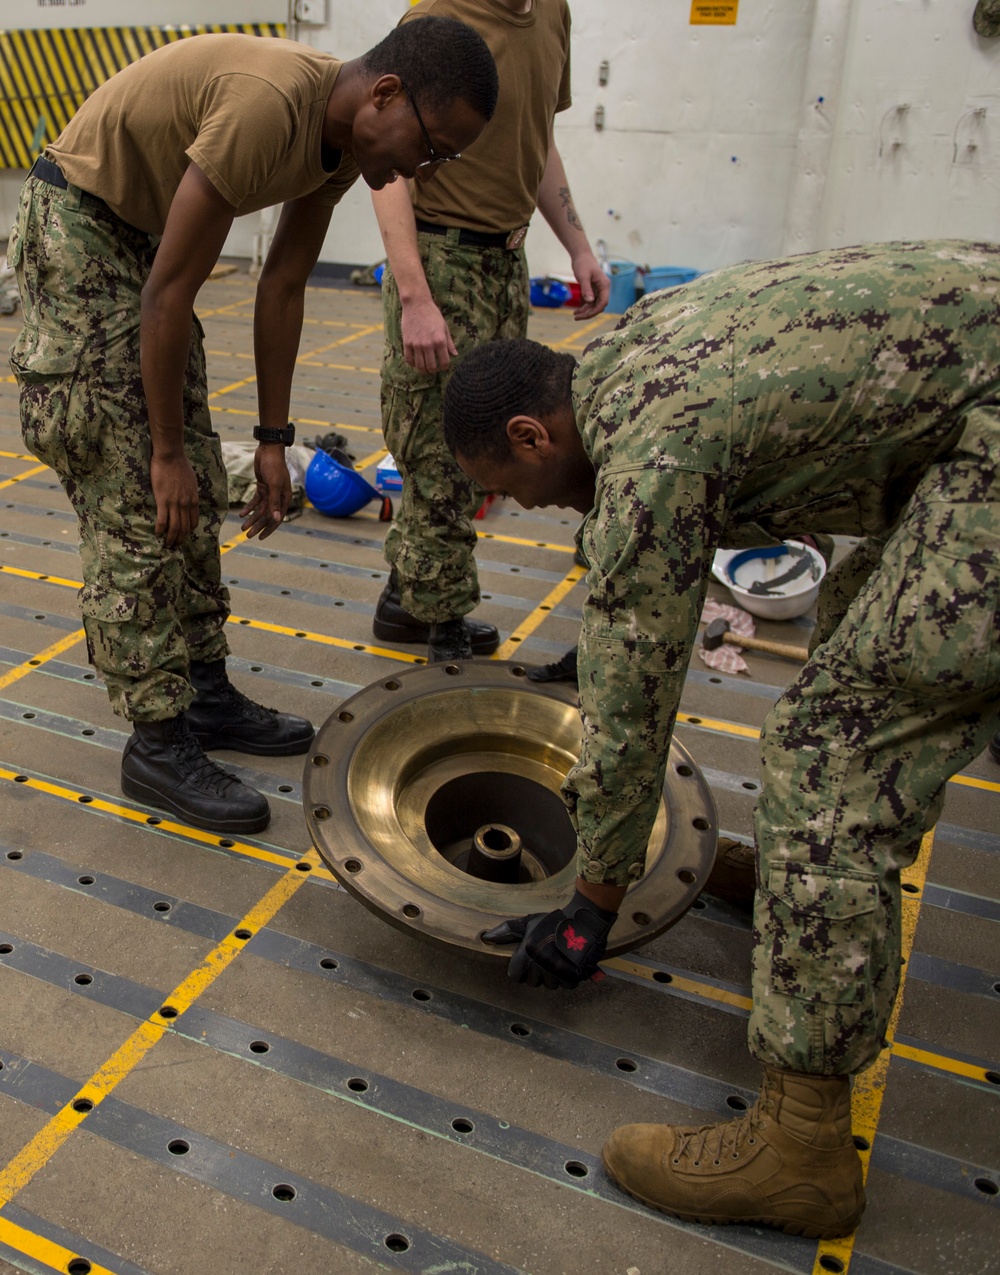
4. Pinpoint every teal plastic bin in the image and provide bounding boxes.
[640,265,700,296]
[605,260,638,313]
